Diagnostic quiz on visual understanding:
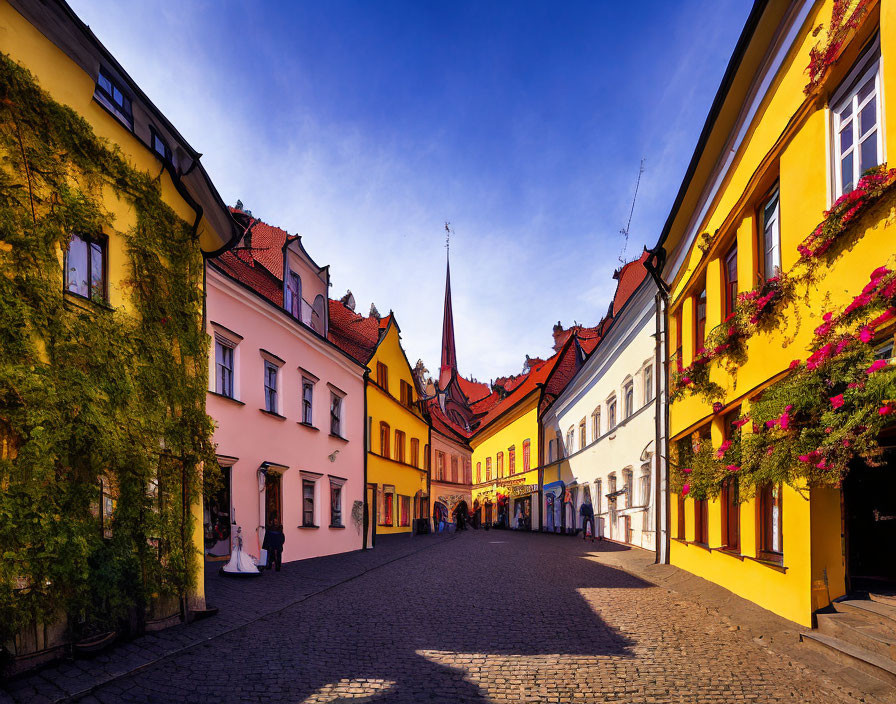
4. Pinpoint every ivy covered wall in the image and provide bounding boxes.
[0,53,216,646]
